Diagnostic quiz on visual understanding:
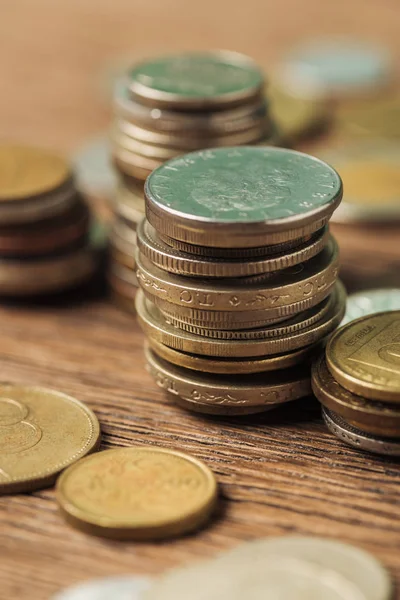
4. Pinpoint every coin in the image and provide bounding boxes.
[326,311,400,402]
[137,220,330,278]
[147,338,319,374]
[113,183,145,227]
[52,576,152,600]
[127,51,264,110]
[343,288,400,325]
[56,447,217,539]
[72,135,117,200]
[136,237,339,313]
[0,384,100,494]
[312,354,400,437]
[136,283,345,358]
[144,536,391,600]
[278,39,391,99]
[145,346,311,415]
[323,407,400,456]
[337,91,400,139]
[145,147,342,248]
[113,147,162,181]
